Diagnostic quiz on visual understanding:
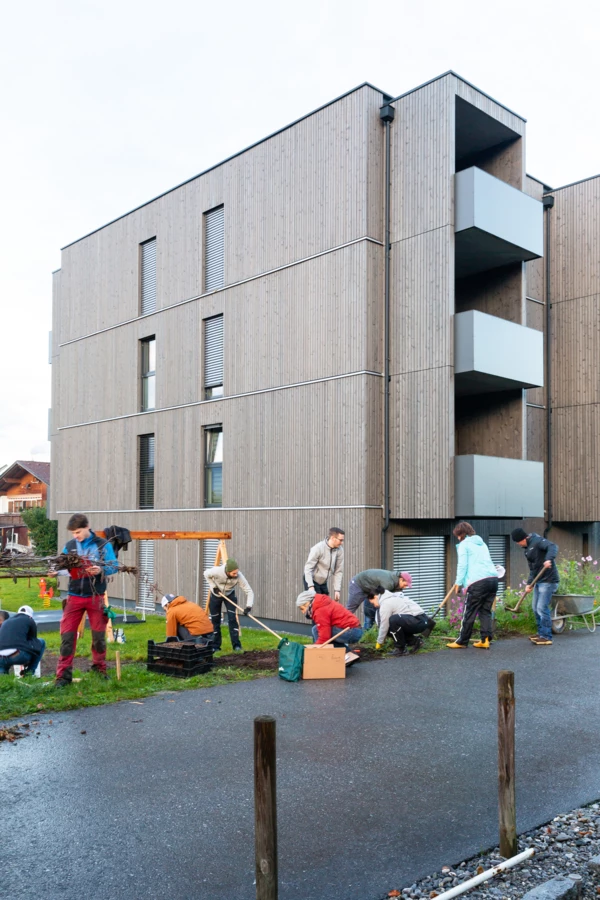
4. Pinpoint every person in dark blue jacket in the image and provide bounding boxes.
[0,606,46,676]
[511,528,559,645]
